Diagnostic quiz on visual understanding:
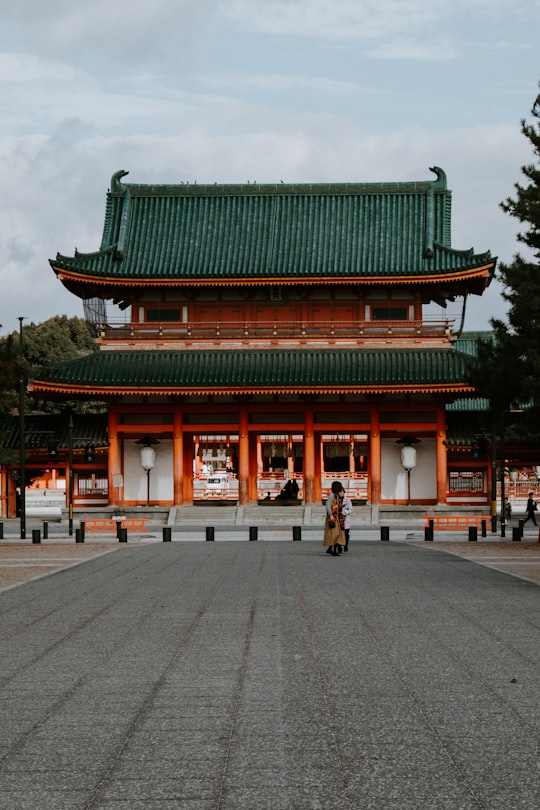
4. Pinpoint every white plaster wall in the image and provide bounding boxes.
[381,438,437,501]
[123,440,174,502]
